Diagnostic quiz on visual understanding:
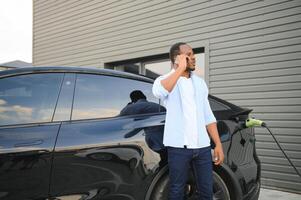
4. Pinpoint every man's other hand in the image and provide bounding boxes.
[213,144,224,165]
